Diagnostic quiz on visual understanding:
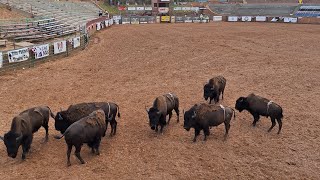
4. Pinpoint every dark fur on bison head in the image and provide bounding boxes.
[203,84,217,103]
[183,106,197,131]
[54,112,69,134]
[235,97,249,112]
[2,131,23,158]
[146,107,162,130]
